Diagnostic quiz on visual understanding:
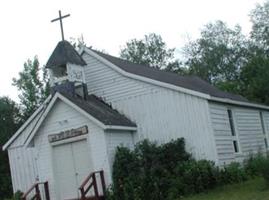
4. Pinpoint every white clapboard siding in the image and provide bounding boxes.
[234,108,266,154]
[8,147,38,193]
[209,102,267,165]
[83,53,218,162]
[83,53,159,103]
[263,112,269,142]
[32,99,110,200]
[209,103,235,165]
